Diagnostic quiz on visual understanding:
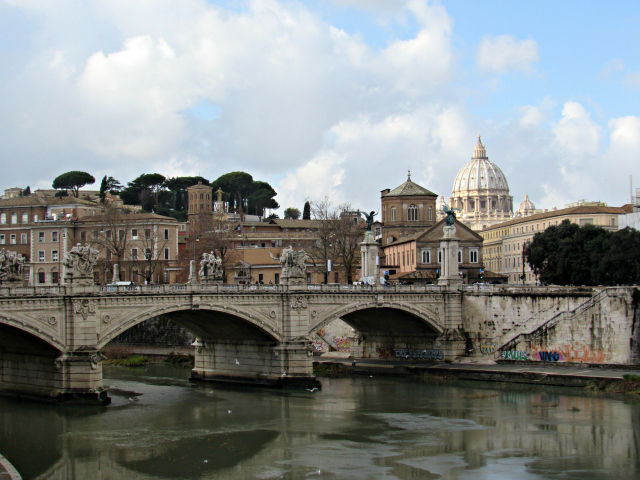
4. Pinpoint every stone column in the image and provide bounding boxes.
[360,231,378,285]
[436,225,466,361]
[188,260,198,284]
[438,226,462,289]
